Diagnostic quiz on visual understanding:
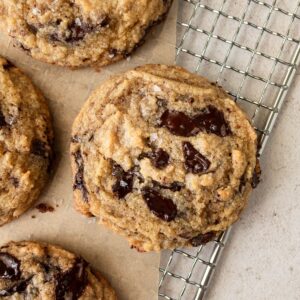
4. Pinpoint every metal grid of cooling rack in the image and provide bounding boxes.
[159,0,300,299]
